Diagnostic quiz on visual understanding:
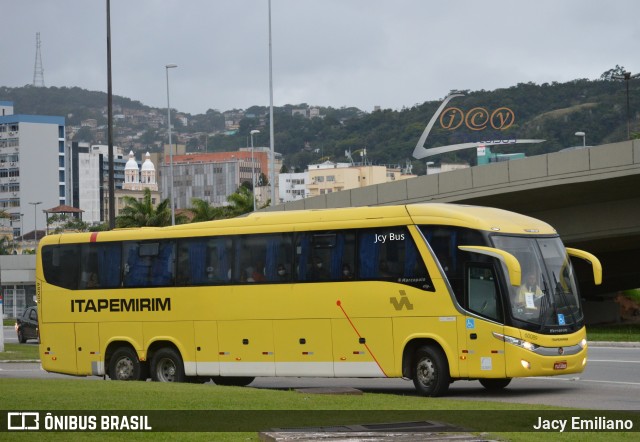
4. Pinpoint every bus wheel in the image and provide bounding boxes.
[211,376,255,387]
[109,347,141,381]
[479,378,511,391]
[412,345,450,397]
[151,348,185,382]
